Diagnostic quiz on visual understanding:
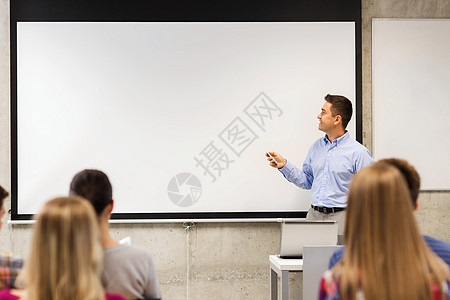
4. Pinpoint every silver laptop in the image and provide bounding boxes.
[278,220,338,258]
